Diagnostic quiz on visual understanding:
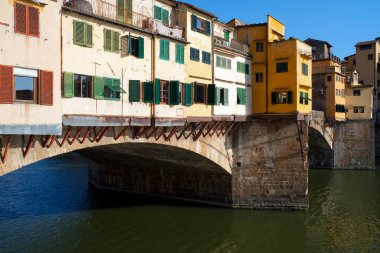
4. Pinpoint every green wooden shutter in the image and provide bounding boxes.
[113,79,121,100]
[104,29,112,51]
[143,82,154,103]
[245,64,249,74]
[129,80,140,102]
[175,44,180,63]
[169,81,180,105]
[287,91,293,104]
[207,84,216,105]
[160,40,165,60]
[113,31,120,52]
[191,15,197,31]
[138,36,144,58]
[272,92,277,104]
[155,78,161,104]
[63,72,74,98]
[117,0,125,22]
[94,76,104,100]
[215,87,220,105]
[126,0,132,20]
[240,88,246,105]
[227,59,231,69]
[154,6,161,20]
[85,24,93,47]
[305,92,309,105]
[162,9,169,26]
[300,91,304,104]
[205,21,211,36]
[165,41,169,60]
[180,45,184,64]
[224,88,229,106]
[73,20,85,45]
[185,83,192,106]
